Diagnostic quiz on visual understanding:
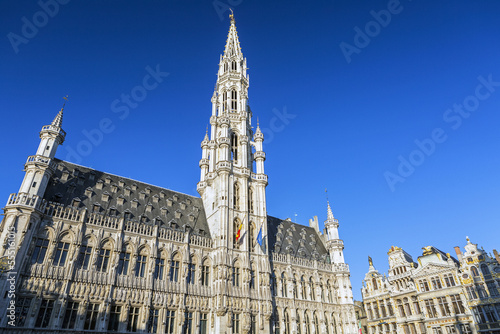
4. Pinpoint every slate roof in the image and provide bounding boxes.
[267,216,329,263]
[44,159,210,237]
